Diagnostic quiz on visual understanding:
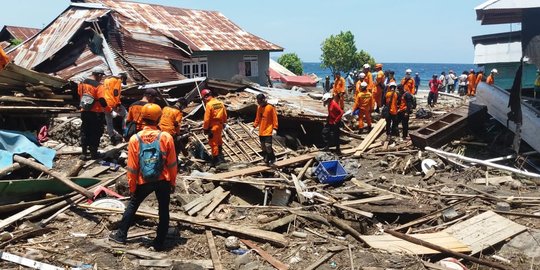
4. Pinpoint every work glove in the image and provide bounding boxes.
[111,110,119,118]
[272,129,277,136]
